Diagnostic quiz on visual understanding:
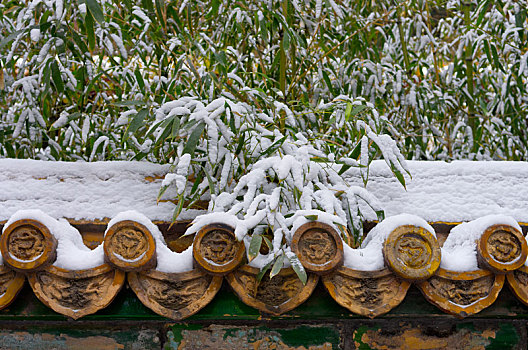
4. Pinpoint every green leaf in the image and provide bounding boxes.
[376,210,385,222]
[128,108,148,135]
[172,195,185,222]
[214,51,227,67]
[85,0,104,24]
[201,165,216,196]
[134,68,145,91]
[345,103,353,119]
[206,0,220,18]
[155,0,166,27]
[283,30,290,51]
[256,260,273,282]
[262,135,286,156]
[322,70,334,95]
[393,168,406,189]
[235,133,245,155]
[170,117,181,139]
[475,0,490,28]
[269,254,284,279]
[346,105,368,121]
[42,60,52,93]
[337,163,352,176]
[0,30,21,51]
[279,42,286,95]
[490,44,503,72]
[50,61,64,93]
[157,184,170,200]
[287,253,307,285]
[71,30,88,54]
[248,234,262,262]
[483,40,492,65]
[183,122,205,156]
[111,100,146,107]
[263,236,273,251]
[304,214,318,221]
[85,11,96,51]
[189,171,203,196]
